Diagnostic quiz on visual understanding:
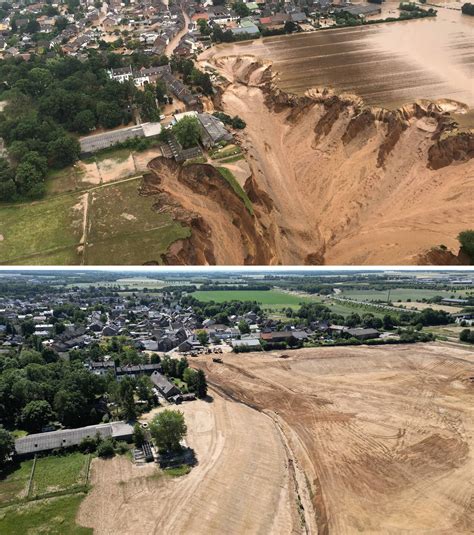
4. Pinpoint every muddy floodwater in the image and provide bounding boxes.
[219,3,474,110]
